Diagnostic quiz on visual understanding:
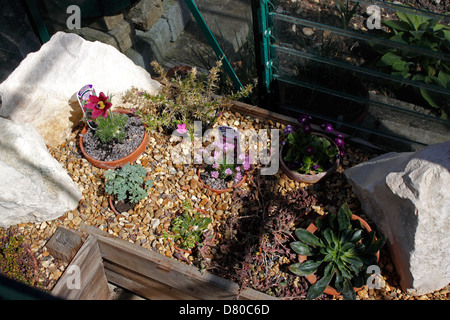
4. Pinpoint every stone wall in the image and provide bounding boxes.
[61,0,192,71]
